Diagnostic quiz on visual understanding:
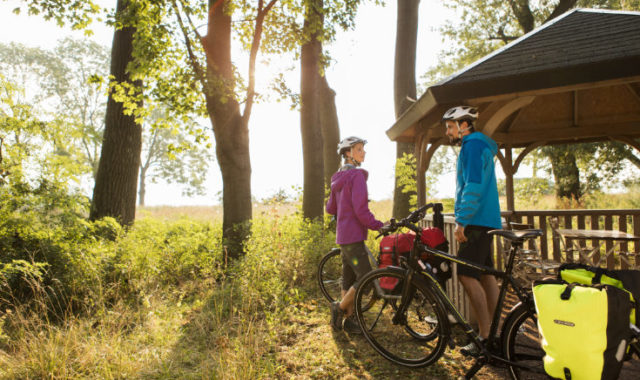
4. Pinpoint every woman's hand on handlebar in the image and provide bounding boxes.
[376,219,397,237]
